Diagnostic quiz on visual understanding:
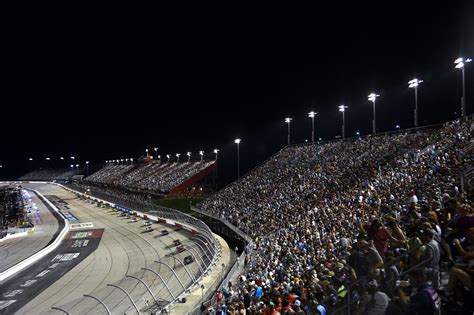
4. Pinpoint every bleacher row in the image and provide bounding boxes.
[85,160,215,193]
[19,168,77,181]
